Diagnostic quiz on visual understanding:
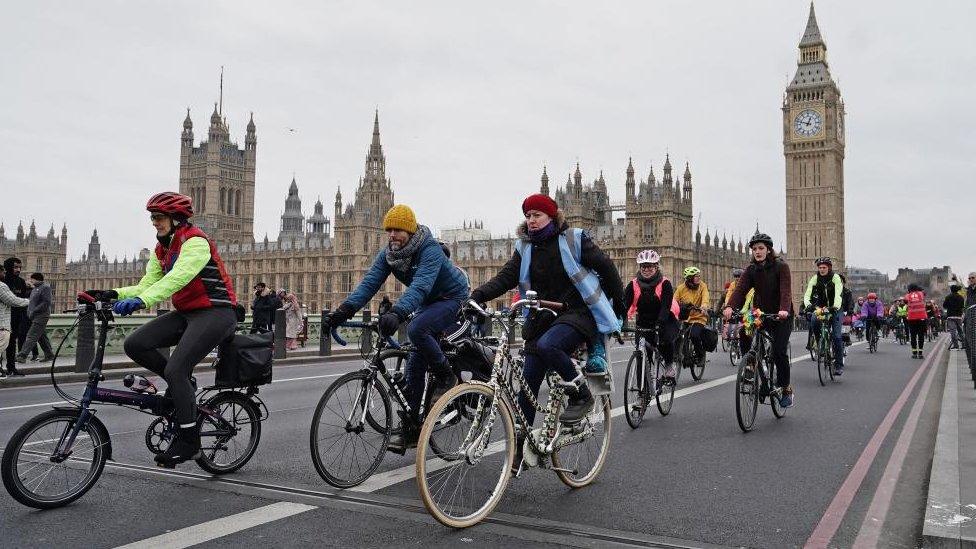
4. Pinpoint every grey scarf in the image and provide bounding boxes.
[386,225,432,274]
